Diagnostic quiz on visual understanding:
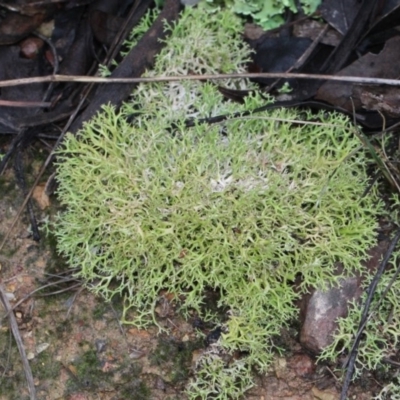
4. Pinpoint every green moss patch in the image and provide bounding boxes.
[149,337,203,384]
